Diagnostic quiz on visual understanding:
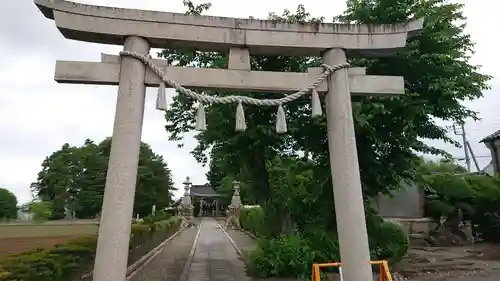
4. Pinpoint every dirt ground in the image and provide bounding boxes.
[313,244,500,281]
[0,235,83,259]
[392,243,500,281]
[0,221,98,259]
[0,222,98,238]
